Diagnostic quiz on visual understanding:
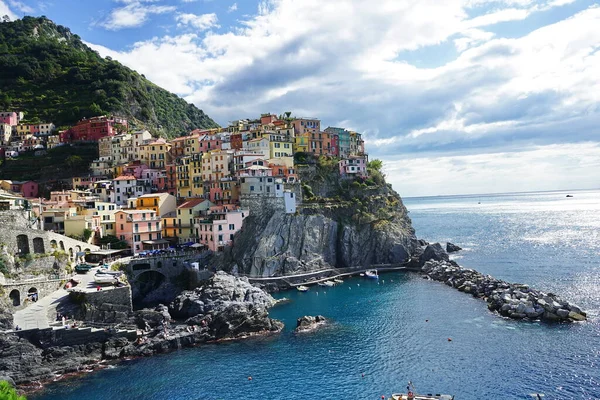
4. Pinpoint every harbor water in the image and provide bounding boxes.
[32,189,600,399]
